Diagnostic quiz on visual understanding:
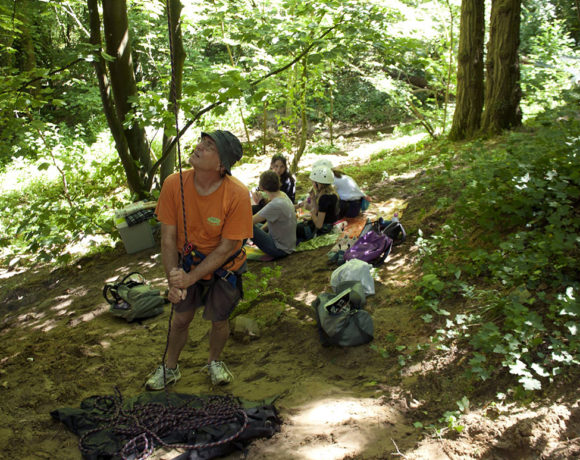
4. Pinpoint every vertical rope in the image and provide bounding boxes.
[165,0,188,247]
[161,0,186,390]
